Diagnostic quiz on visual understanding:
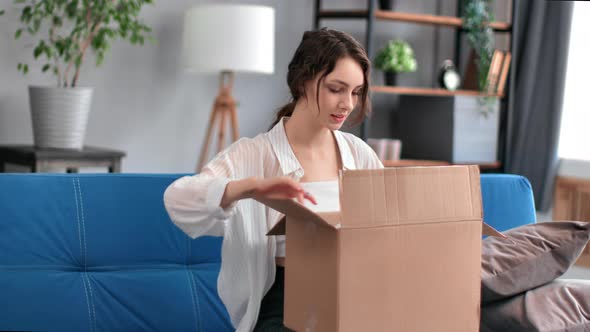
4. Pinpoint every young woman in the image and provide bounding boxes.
[164,28,383,332]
